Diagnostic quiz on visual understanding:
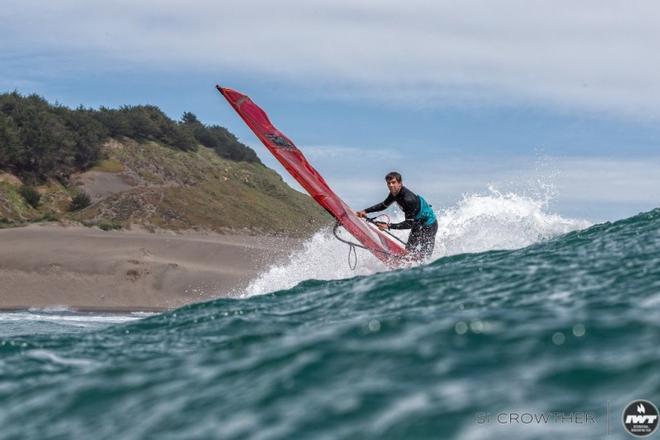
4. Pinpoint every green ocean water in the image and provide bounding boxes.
[1,208,659,439]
